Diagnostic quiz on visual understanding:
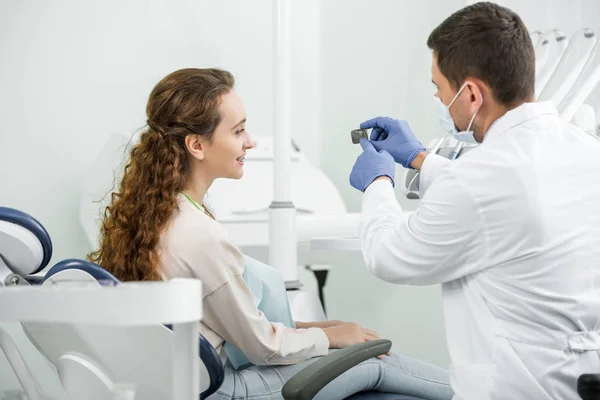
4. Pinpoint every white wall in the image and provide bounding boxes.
[0,0,321,266]
[1,0,598,396]
[0,0,320,396]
